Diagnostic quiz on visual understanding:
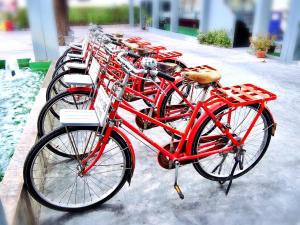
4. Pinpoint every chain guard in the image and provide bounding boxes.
[135,108,158,130]
[123,93,141,102]
[158,140,187,169]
